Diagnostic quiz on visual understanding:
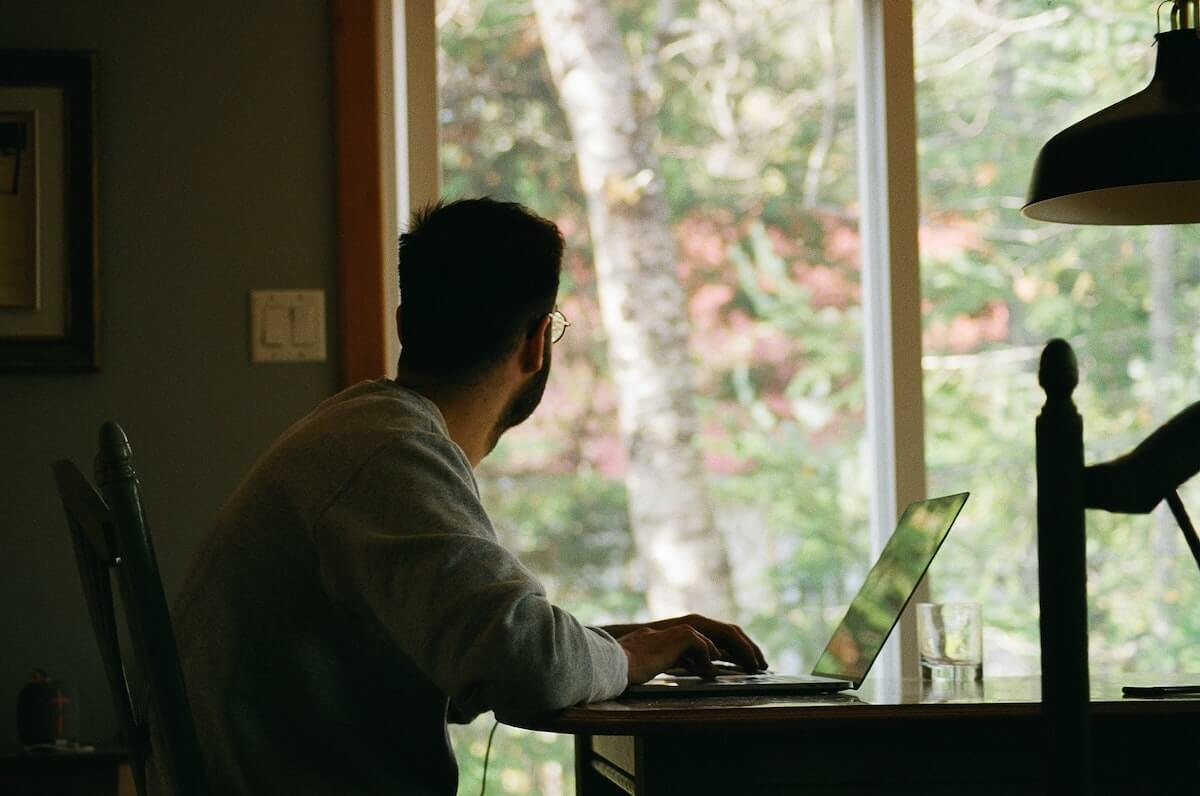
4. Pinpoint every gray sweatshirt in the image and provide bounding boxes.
[159,380,628,794]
